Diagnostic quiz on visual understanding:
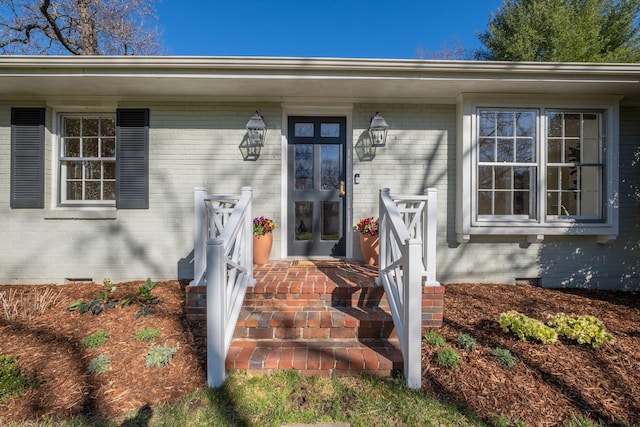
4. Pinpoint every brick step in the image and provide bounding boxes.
[245,283,388,308]
[234,306,398,340]
[226,340,403,377]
